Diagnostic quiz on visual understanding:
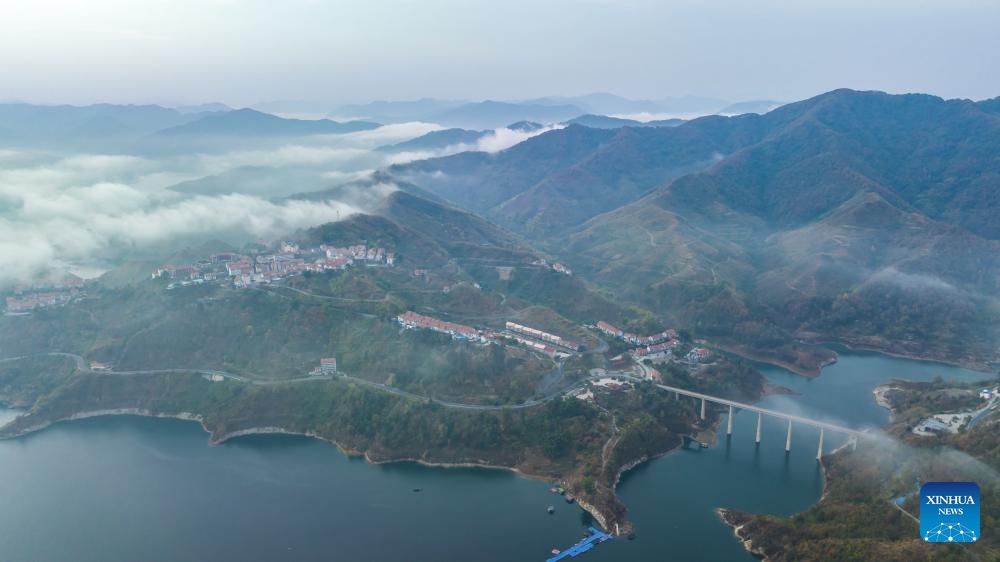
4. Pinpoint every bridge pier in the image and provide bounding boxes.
[650,382,863,454]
